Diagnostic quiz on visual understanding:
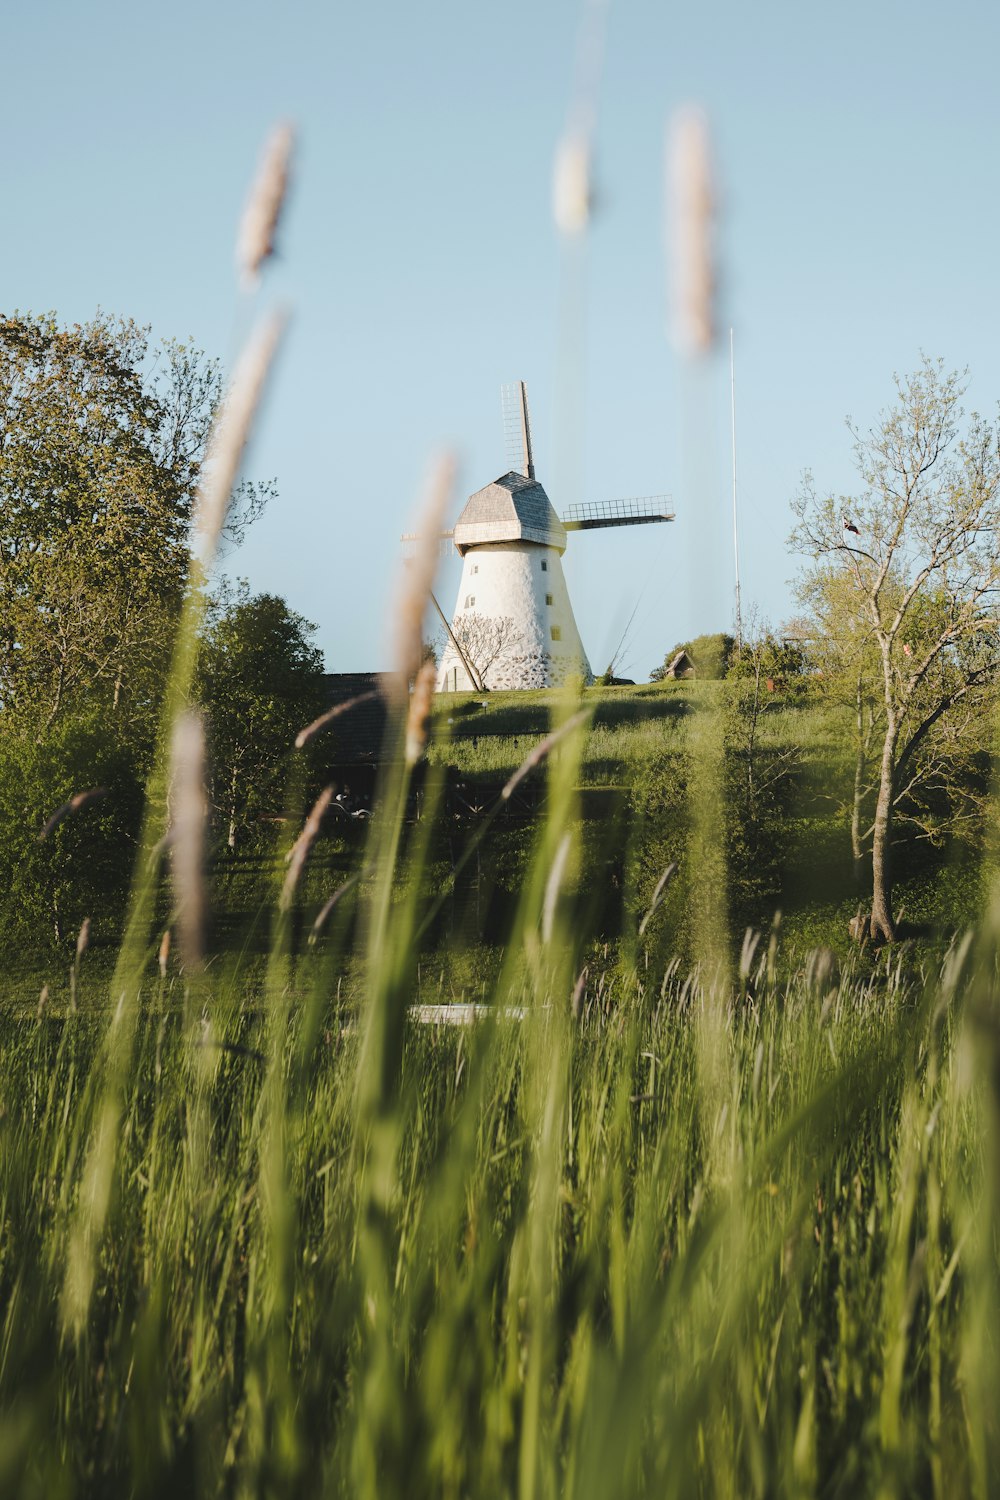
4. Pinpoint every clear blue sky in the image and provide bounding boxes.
[5,0,999,678]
